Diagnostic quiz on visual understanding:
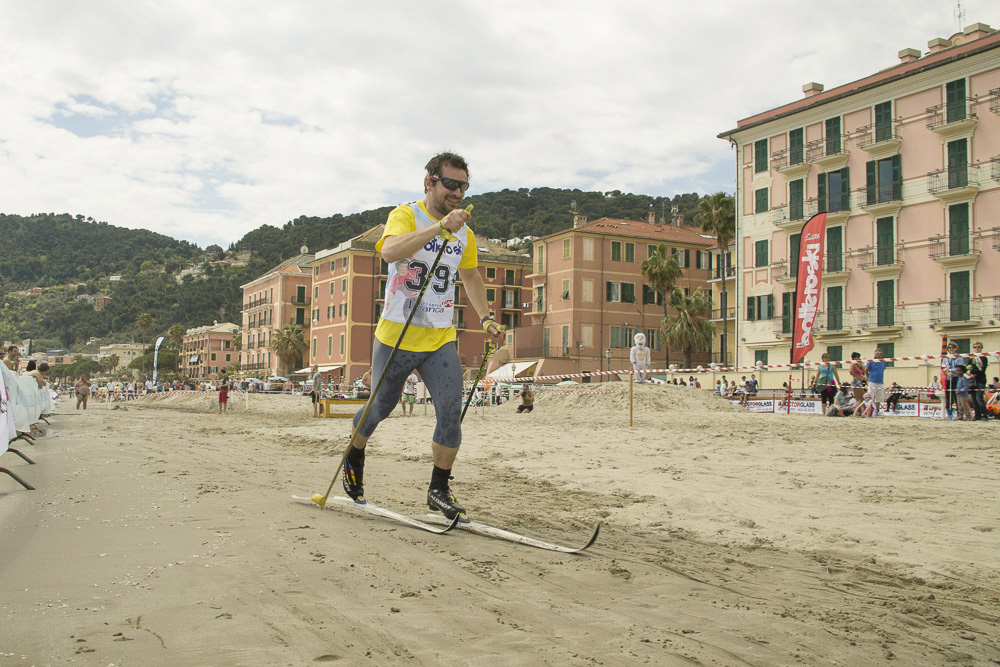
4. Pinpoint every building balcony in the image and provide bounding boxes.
[928,235,981,270]
[855,306,904,333]
[991,88,1000,115]
[930,299,982,330]
[814,311,851,337]
[824,253,851,284]
[708,307,736,323]
[854,122,902,161]
[926,99,978,141]
[858,245,904,279]
[770,260,797,286]
[927,165,981,204]
[770,147,812,179]
[808,194,850,224]
[290,296,312,306]
[807,137,849,170]
[770,316,792,339]
[771,199,818,232]
[707,266,736,283]
[855,183,903,219]
[992,155,1000,182]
